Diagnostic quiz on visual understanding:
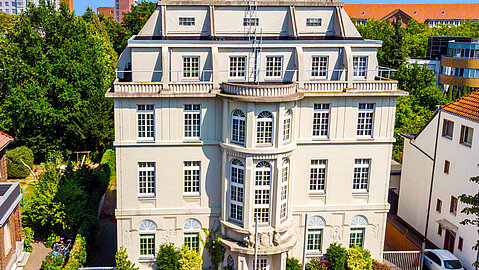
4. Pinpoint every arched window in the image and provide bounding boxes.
[307,216,325,253]
[280,159,289,220]
[254,161,271,224]
[256,111,273,144]
[283,110,292,142]
[349,216,367,248]
[183,219,201,250]
[139,220,156,257]
[231,110,246,144]
[230,159,245,223]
